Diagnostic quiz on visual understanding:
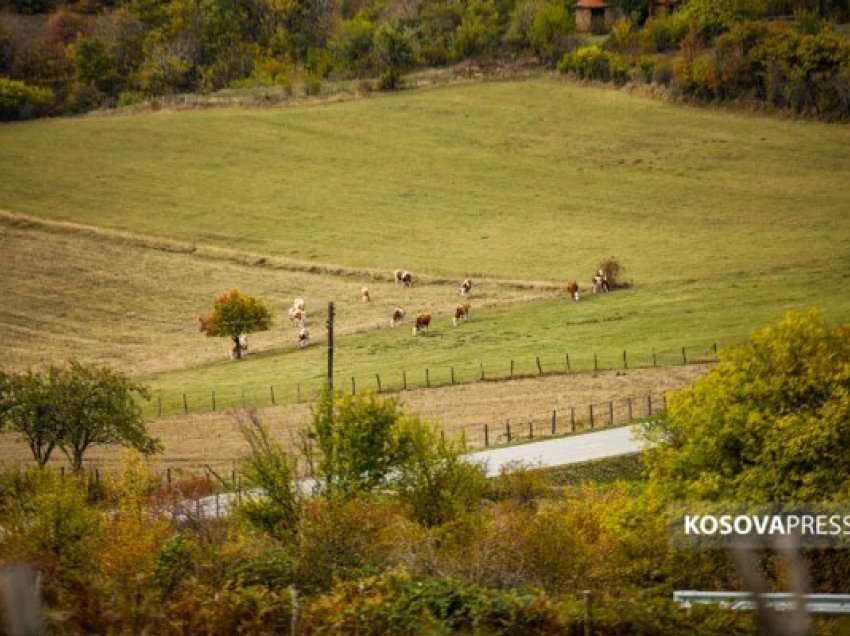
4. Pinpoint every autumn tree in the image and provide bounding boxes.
[642,311,850,503]
[0,362,161,471]
[199,289,272,359]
